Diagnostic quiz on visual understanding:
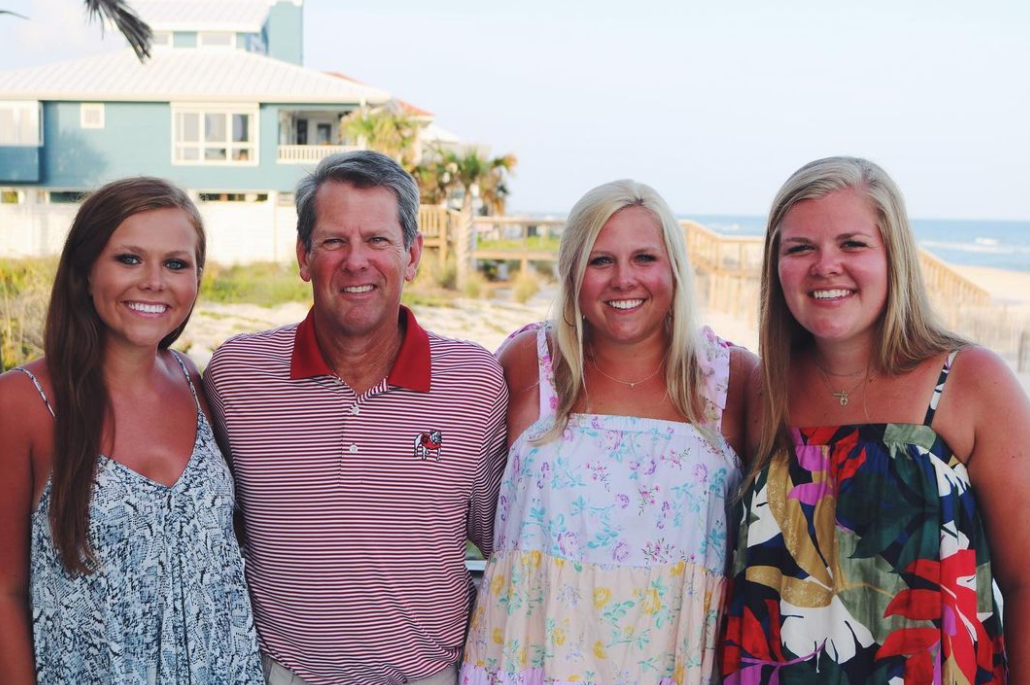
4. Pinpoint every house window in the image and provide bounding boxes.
[152,31,172,47]
[316,123,332,144]
[0,101,42,146]
[80,103,105,129]
[49,191,84,204]
[199,192,269,203]
[198,32,234,48]
[173,106,257,165]
[1,189,23,204]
